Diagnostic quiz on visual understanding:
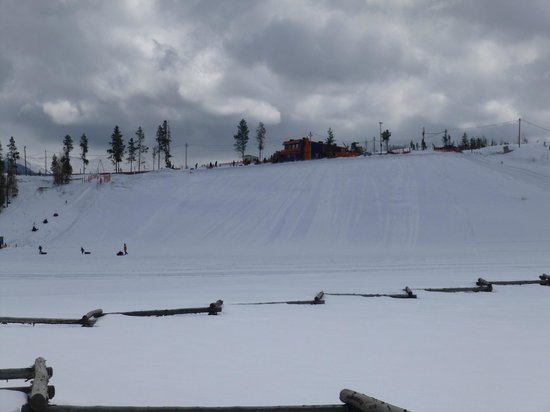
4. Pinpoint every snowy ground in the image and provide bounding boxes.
[1,144,550,411]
